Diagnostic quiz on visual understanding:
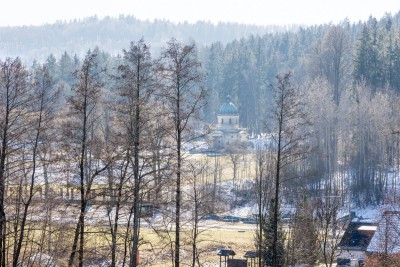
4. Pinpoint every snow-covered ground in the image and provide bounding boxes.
[229,204,257,217]
[351,206,380,222]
